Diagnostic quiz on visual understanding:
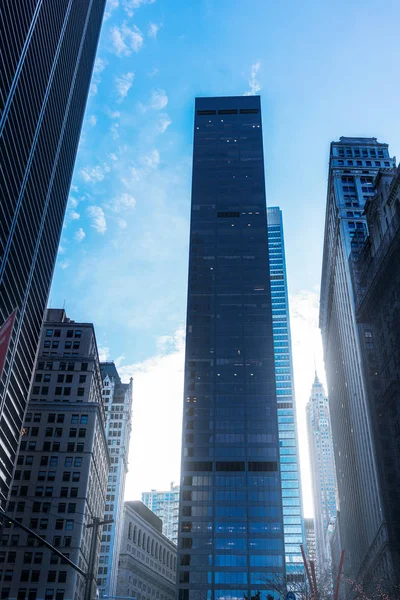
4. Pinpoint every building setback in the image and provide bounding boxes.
[142,483,180,546]
[117,501,177,600]
[97,362,133,597]
[0,0,106,506]
[267,207,305,582]
[0,309,109,600]
[319,137,396,586]
[178,96,285,600]
[306,374,337,576]
[351,165,400,583]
